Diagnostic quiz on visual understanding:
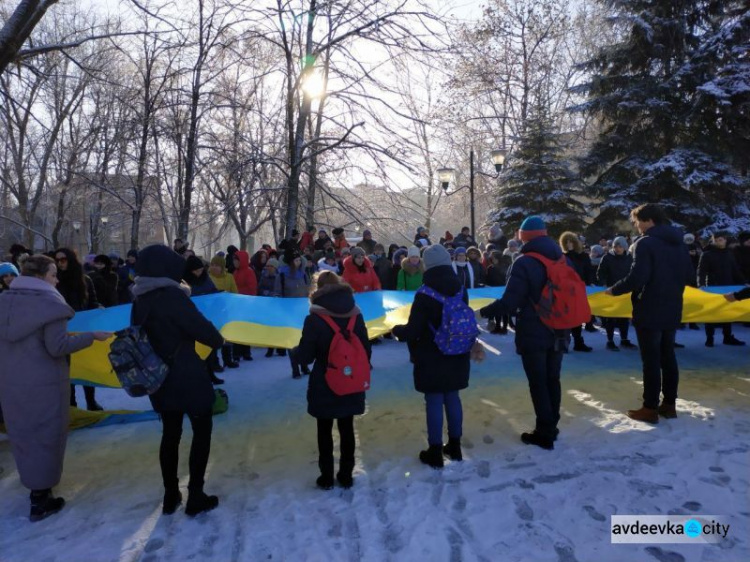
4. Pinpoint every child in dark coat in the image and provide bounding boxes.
[293,271,371,489]
[392,245,471,468]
